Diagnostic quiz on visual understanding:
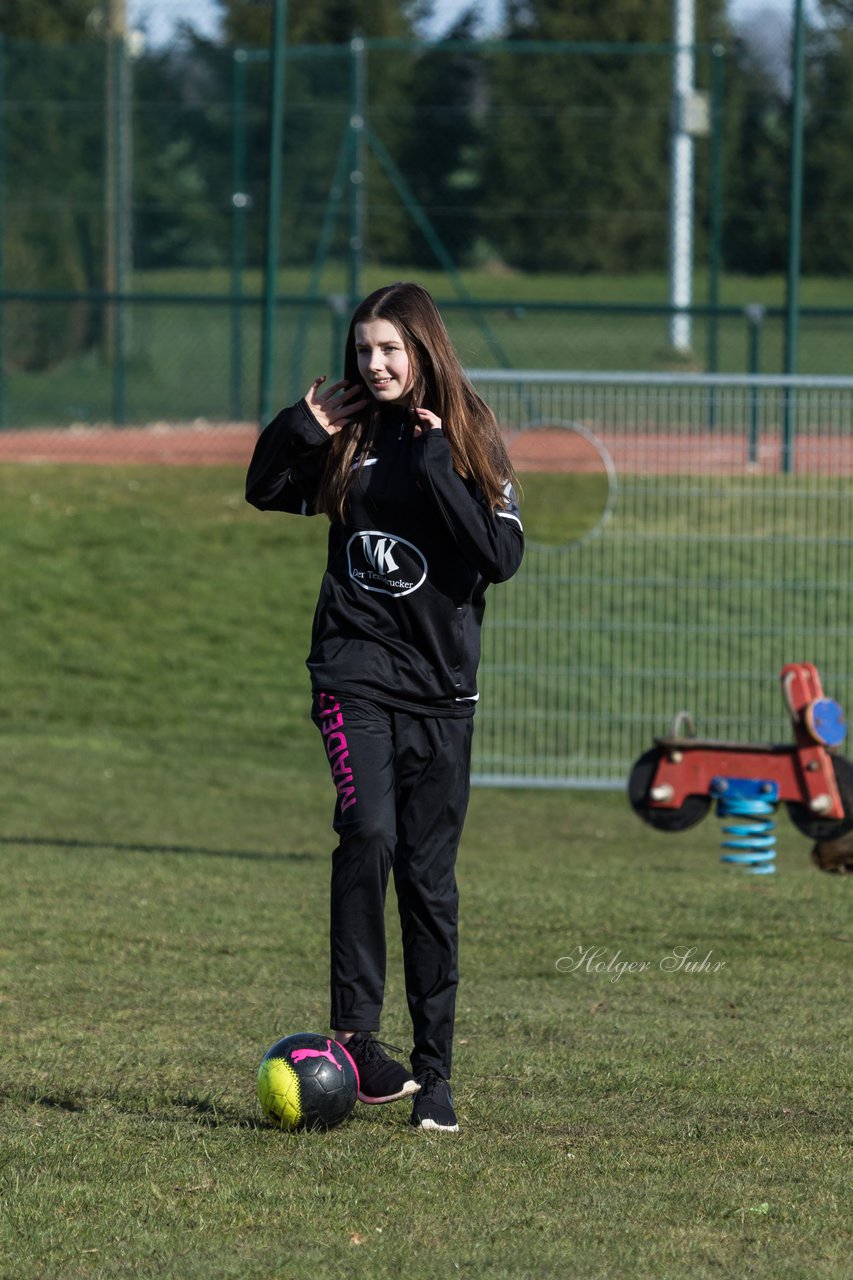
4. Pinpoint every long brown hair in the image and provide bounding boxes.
[317,282,517,522]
